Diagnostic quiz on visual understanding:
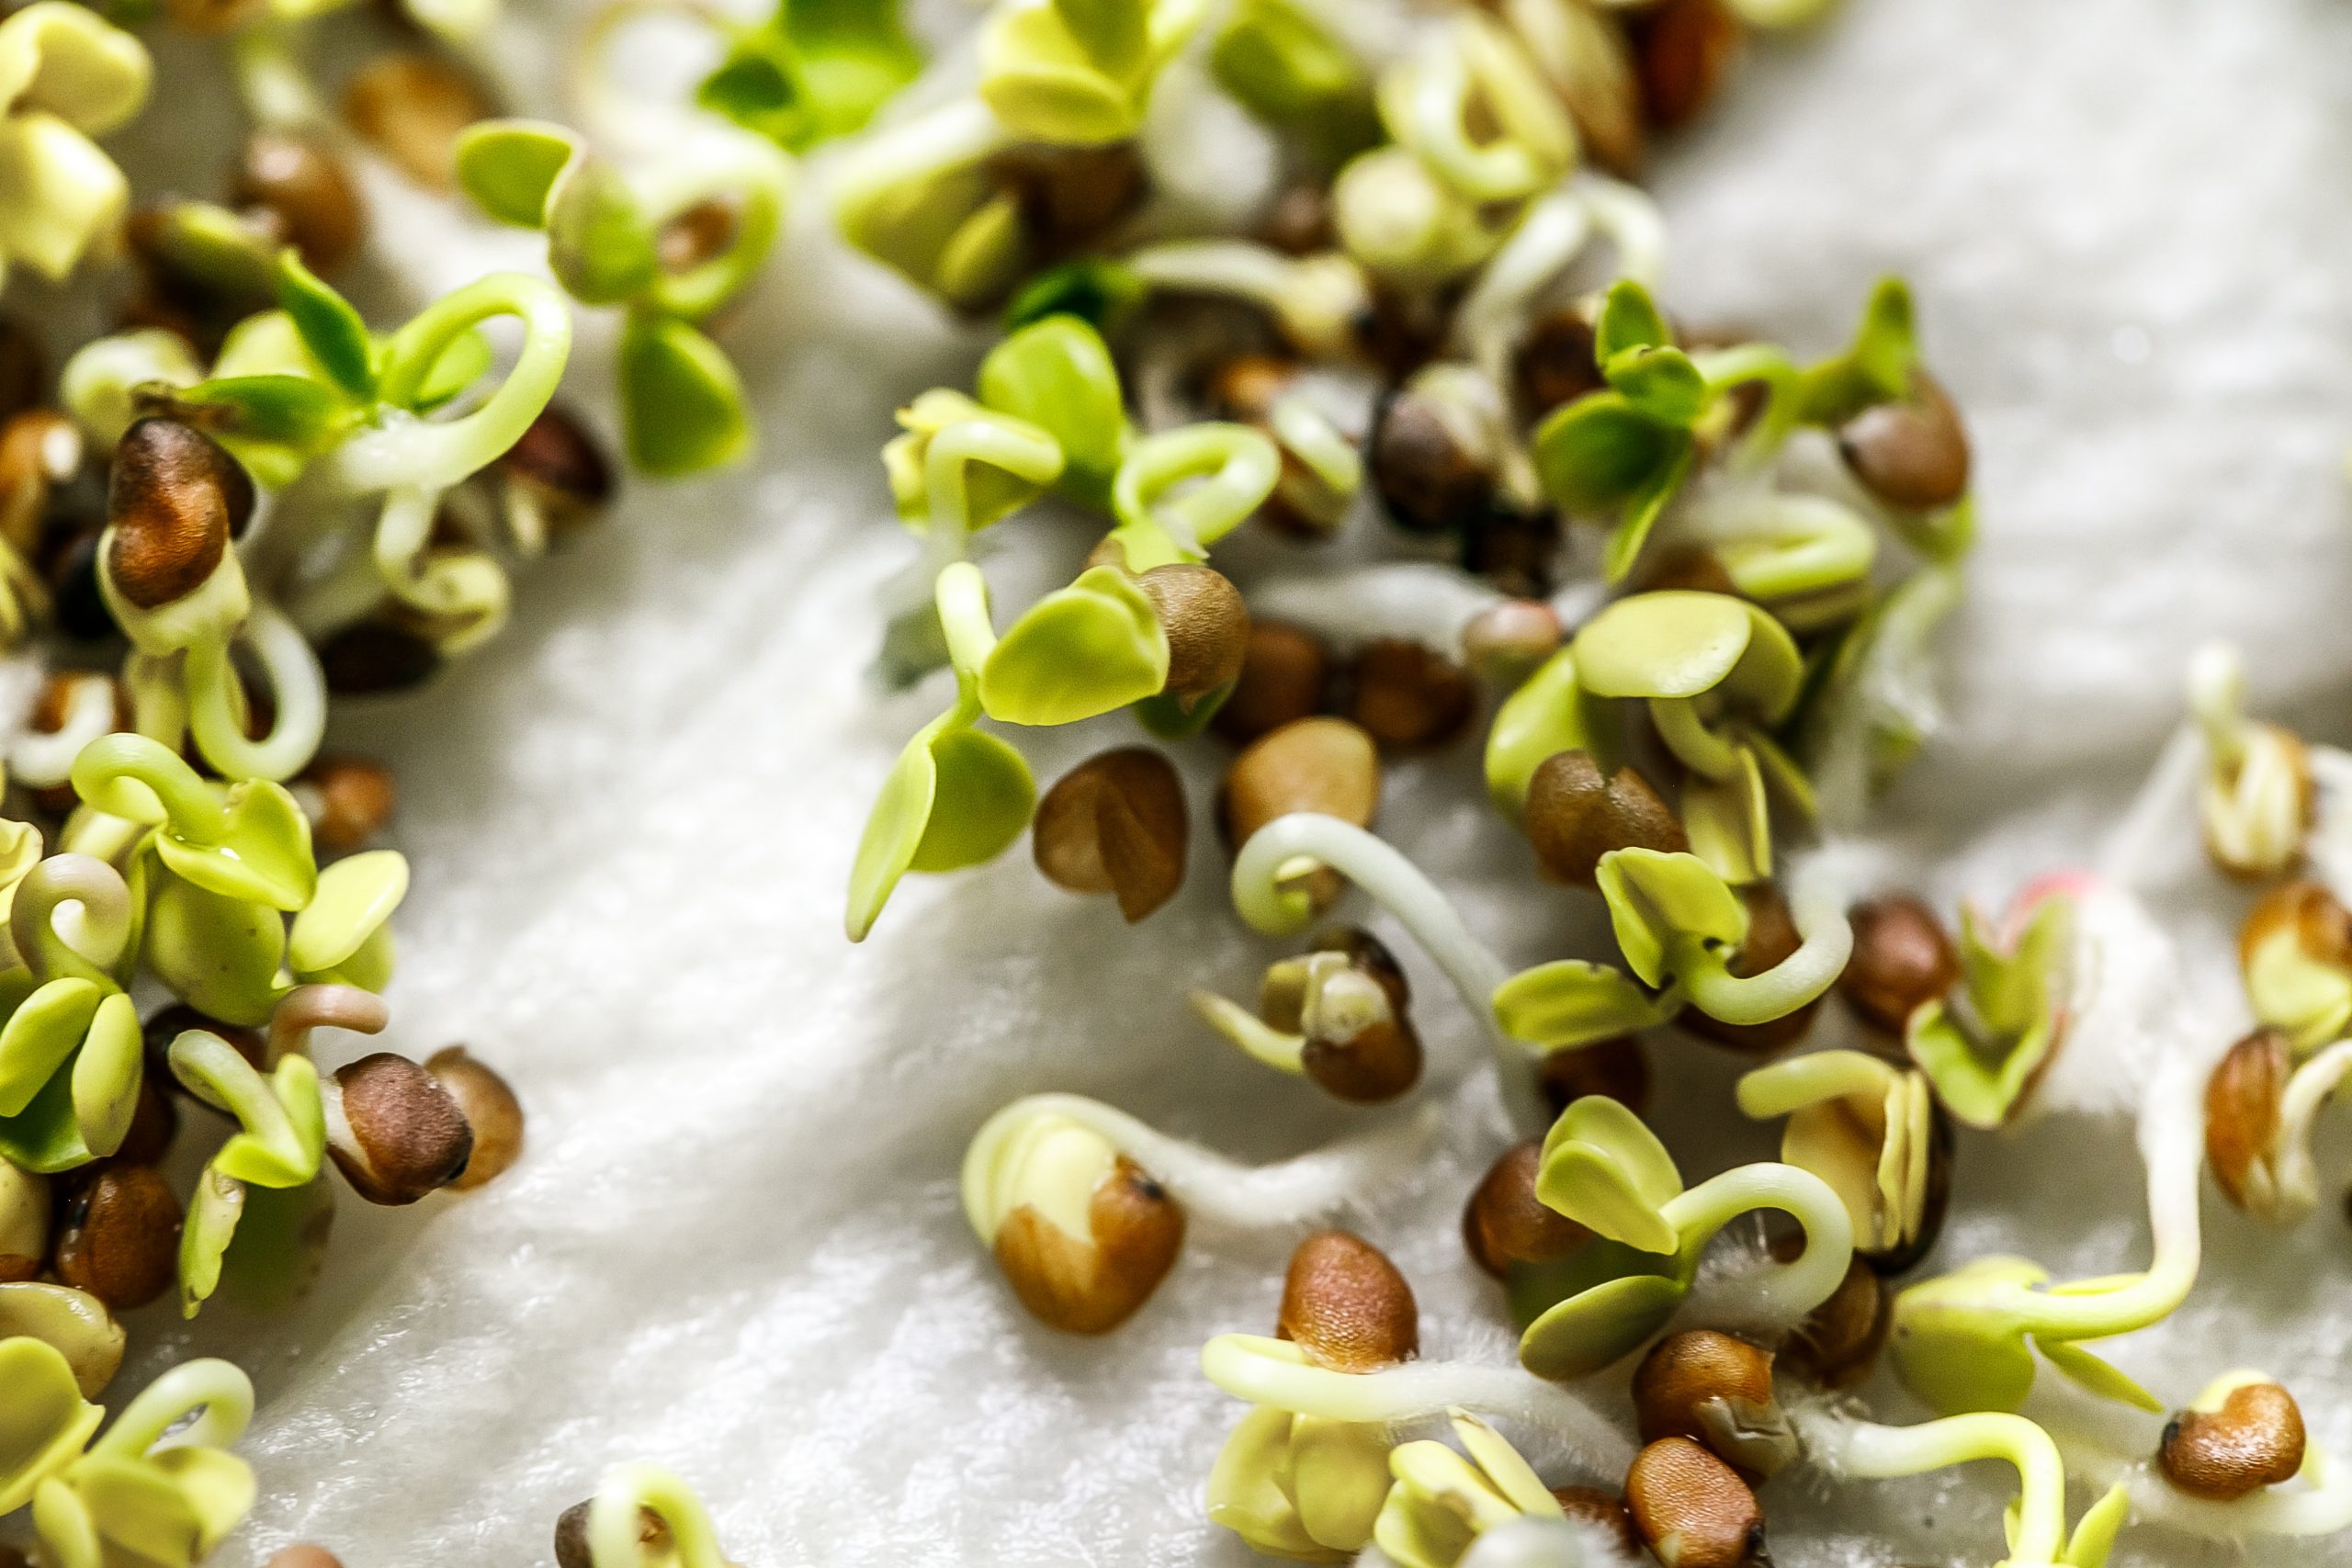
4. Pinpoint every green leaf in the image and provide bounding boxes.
[173,375,351,450]
[2035,1337,2163,1414]
[1209,0,1365,124]
[1594,279,1670,362]
[0,1066,98,1173]
[288,851,407,981]
[2063,1485,2130,1568]
[273,251,375,400]
[0,1337,100,1515]
[1517,1270,1686,1381]
[1888,1256,2048,1416]
[0,978,101,1119]
[546,158,660,305]
[1572,591,1770,702]
[144,875,288,1027]
[1594,847,1748,990]
[977,315,1125,503]
[1493,961,1673,1048]
[618,313,754,477]
[699,0,922,149]
[1795,276,1918,426]
[910,727,1035,872]
[453,119,577,226]
[1004,259,1148,334]
[978,565,1170,726]
[409,327,493,413]
[1531,392,1679,513]
[1605,345,1706,427]
[218,1176,333,1314]
[1536,1095,1684,1252]
[1483,647,1609,817]
[151,780,315,911]
[1601,434,1693,584]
